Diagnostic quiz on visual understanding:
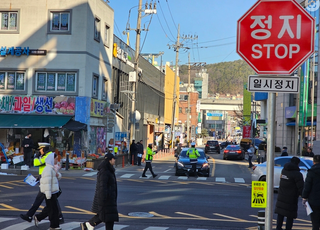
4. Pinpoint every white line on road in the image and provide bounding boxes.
[82,172,97,177]
[196,177,207,180]
[215,177,226,183]
[158,176,170,180]
[96,224,129,230]
[2,220,49,230]
[234,178,245,183]
[120,174,134,178]
[178,176,188,180]
[144,227,169,230]
[164,169,171,173]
